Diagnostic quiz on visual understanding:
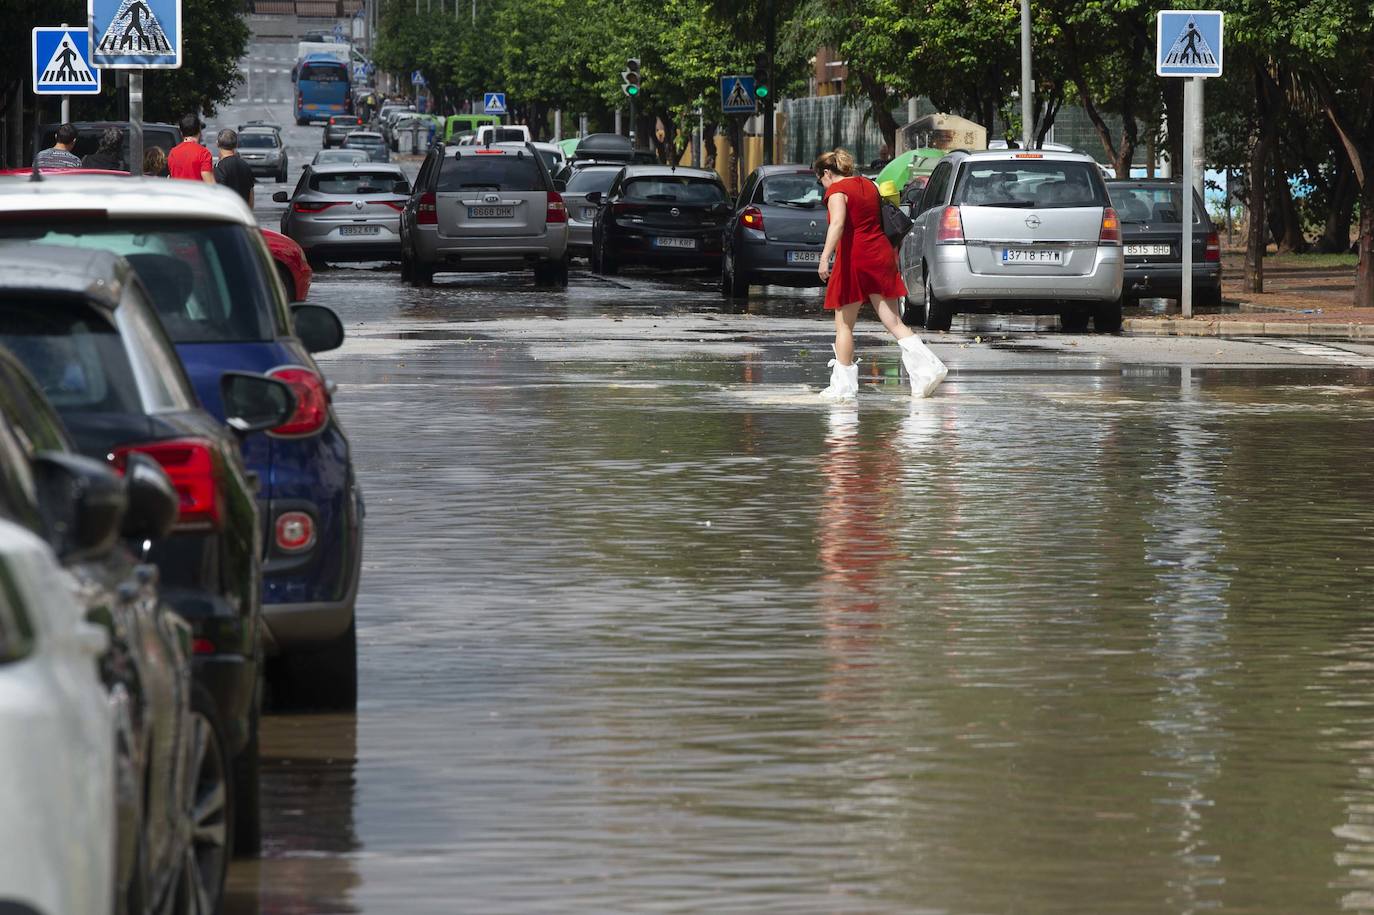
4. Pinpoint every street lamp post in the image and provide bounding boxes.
[1021,0,1033,149]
